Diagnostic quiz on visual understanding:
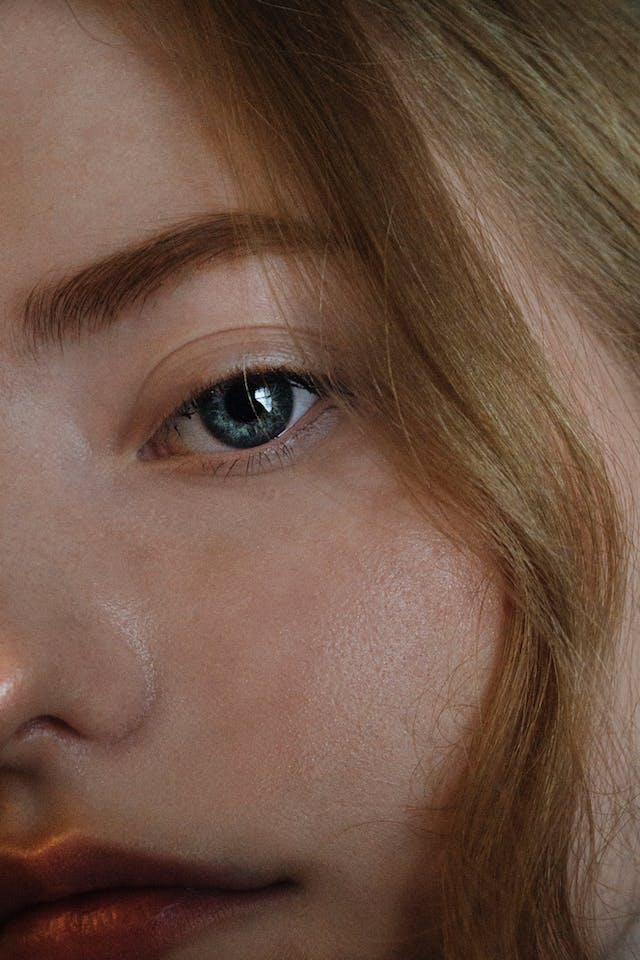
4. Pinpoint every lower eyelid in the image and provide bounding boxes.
[139,401,340,481]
